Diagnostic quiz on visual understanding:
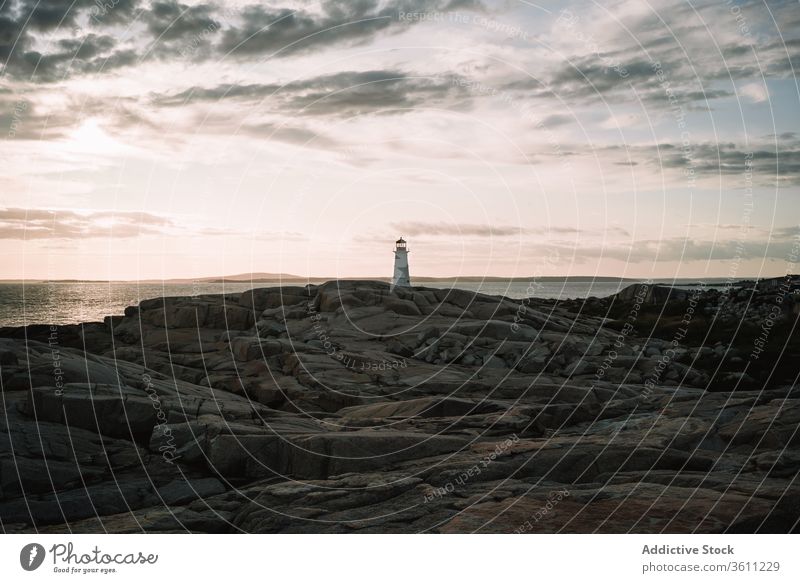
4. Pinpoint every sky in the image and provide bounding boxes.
[1,0,799,281]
